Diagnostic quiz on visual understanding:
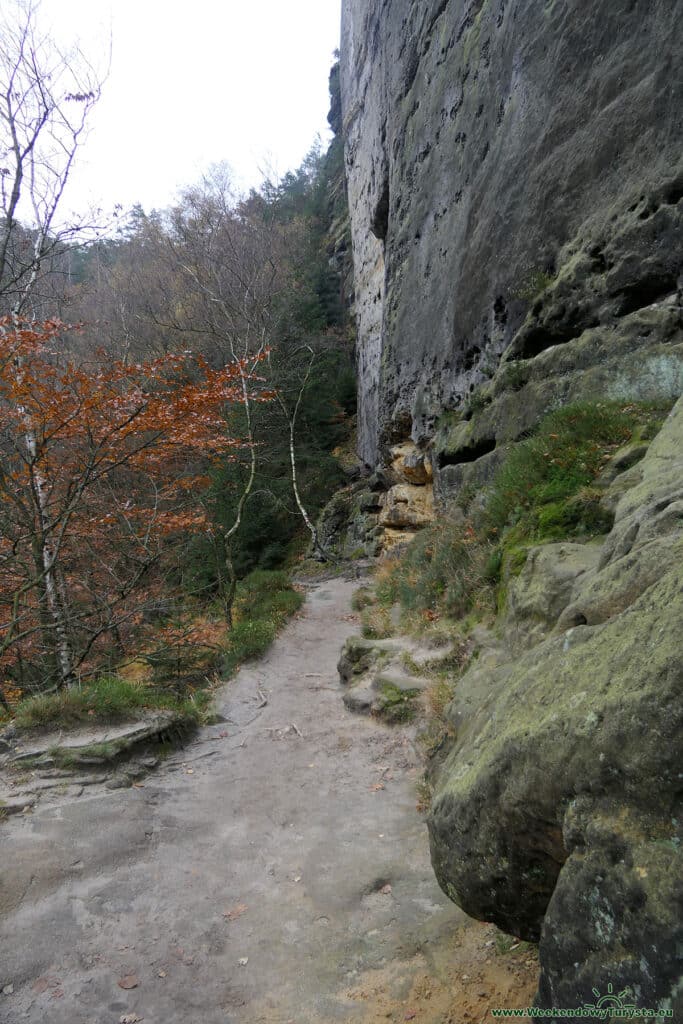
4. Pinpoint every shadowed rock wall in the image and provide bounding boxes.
[341,0,682,467]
